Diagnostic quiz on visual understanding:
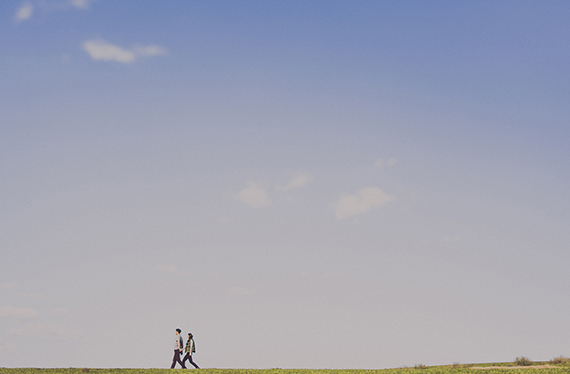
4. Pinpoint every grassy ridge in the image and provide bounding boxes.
[1,366,570,374]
